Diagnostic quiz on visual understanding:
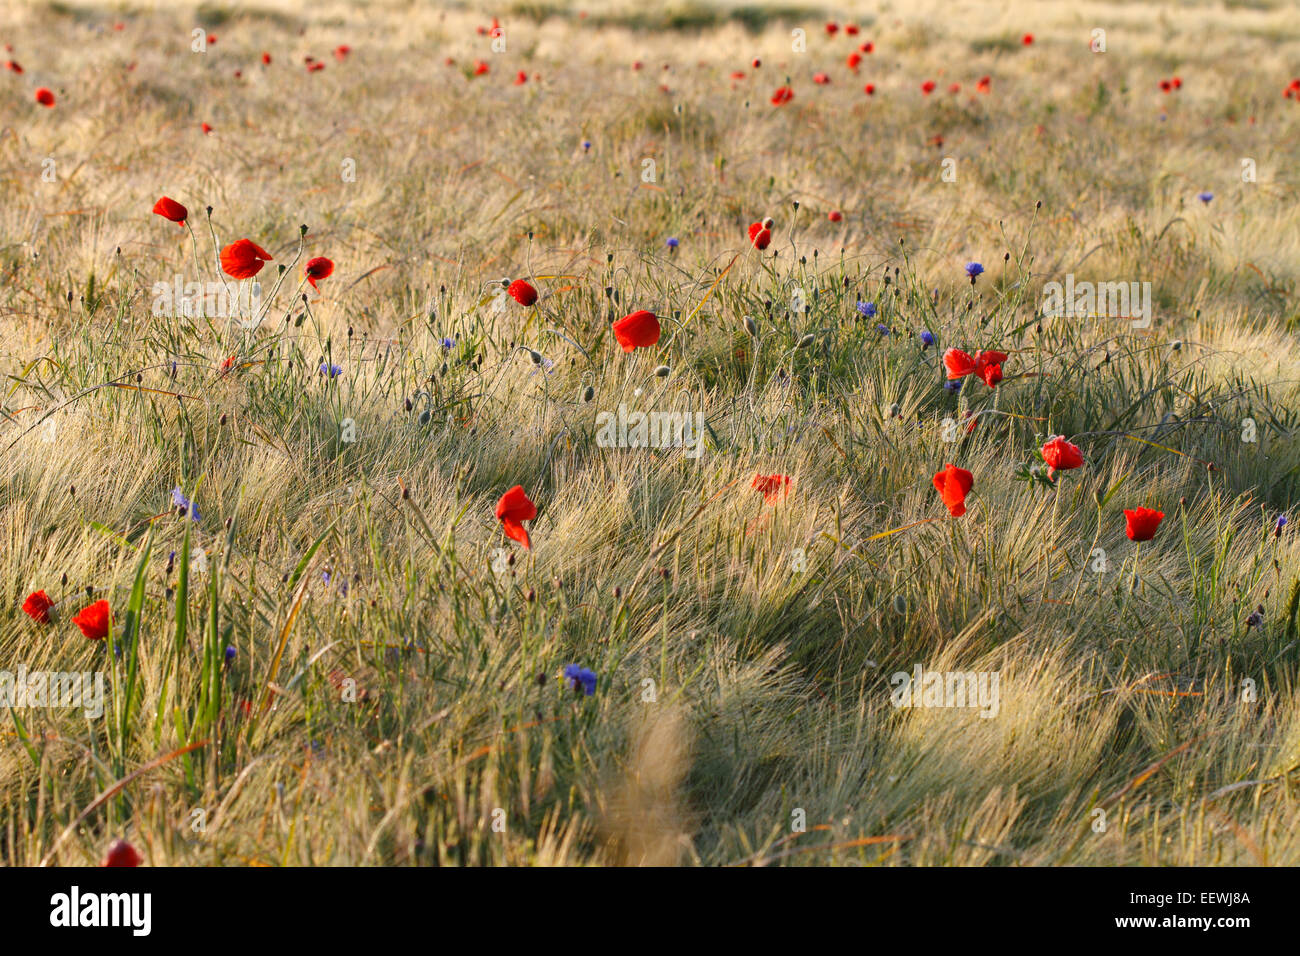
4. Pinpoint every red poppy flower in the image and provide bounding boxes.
[976,75,991,93]
[825,22,839,34]
[201,122,213,134]
[752,58,761,68]
[307,61,325,72]
[1159,79,1172,92]
[863,83,875,95]
[6,59,22,73]
[860,41,874,53]
[921,80,935,95]
[102,840,141,868]
[612,309,661,352]
[1124,506,1164,542]
[496,485,537,549]
[813,72,830,85]
[220,239,273,279]
[220,355,236,373]
[752,473,792,505]
[973,349,1007,387]
[929,134,944,148]
[730,70,746,81]
[1040,436,1084,479]
[208,34,218,44]
[771,85,794,106]
[845,24,860,36]
[507,279,538,306]
[1022,33,1034,45]
[976,360,1002,388]
[948,82,961,94]
[35,87,54,107]
[1172,76,1182,89]
[828,209,843,222]
[304,256,334,289]
[748,218,774,250]
[473,60,489,76]
[152,196,188,226]
[514,70,528,84]
[233,69,242,78]
[22,590,54,624]
[261,52,271,65]
[943,348,977,379]
[72,599,111,640]
[933,464,974,517]
[632,61,643,70]
[335,45,351,60]
[847,52,862,70]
